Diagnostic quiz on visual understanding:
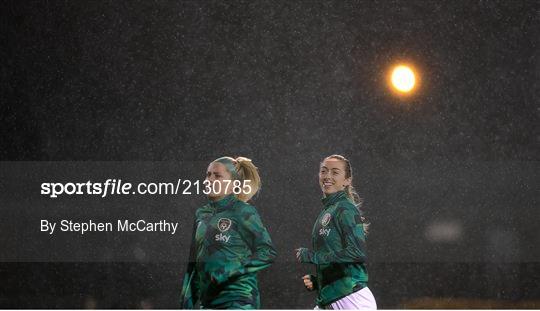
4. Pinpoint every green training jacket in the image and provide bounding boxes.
[180,194,277,309]
[299,190,369,308]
